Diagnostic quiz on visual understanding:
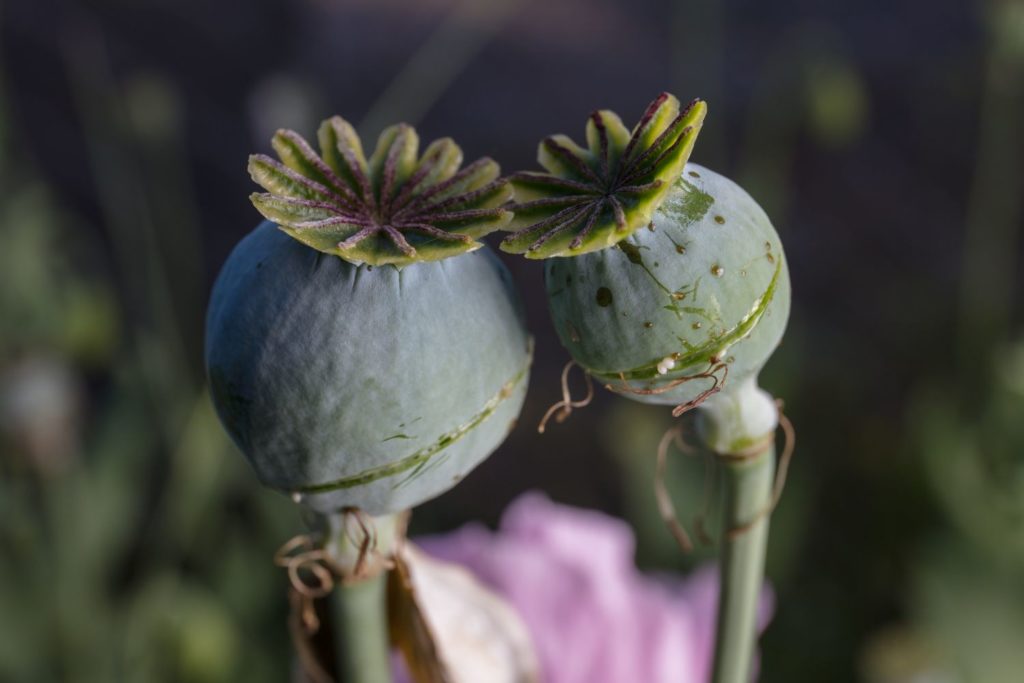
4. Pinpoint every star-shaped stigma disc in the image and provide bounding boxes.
[500,93,706,259]
[248,117,512,267]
